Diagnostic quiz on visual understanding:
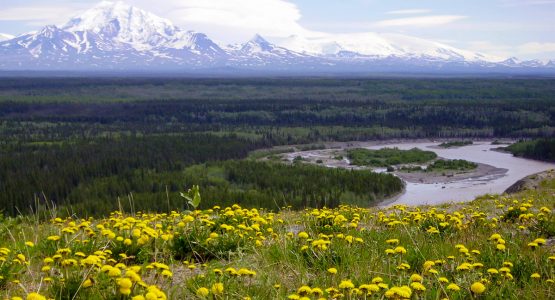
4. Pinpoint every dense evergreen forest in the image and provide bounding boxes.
[181,161,403,209]
[0,135,263,216]
[1,78,554,143]
[504,138,555,162]
[0,78,553,216]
